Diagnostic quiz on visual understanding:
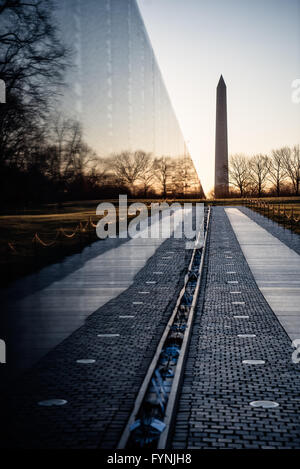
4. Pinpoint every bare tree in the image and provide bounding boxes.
[282,145,300,195]
[153,156,171,198]
[0,0,68,104]
[171,156,195,197]
[46,115,82,182]
[138,169,155,197]
[62,121,83,180]
[267,148,287,197]
[87,157,108,187]
[169,160,183,197]
[249,154,270,197]
[69,149,107,198]
[0,0,69,166]
[110,150,152,194]
[45,115,109,200]
[72,143,100,178]
[229,154,251,197]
